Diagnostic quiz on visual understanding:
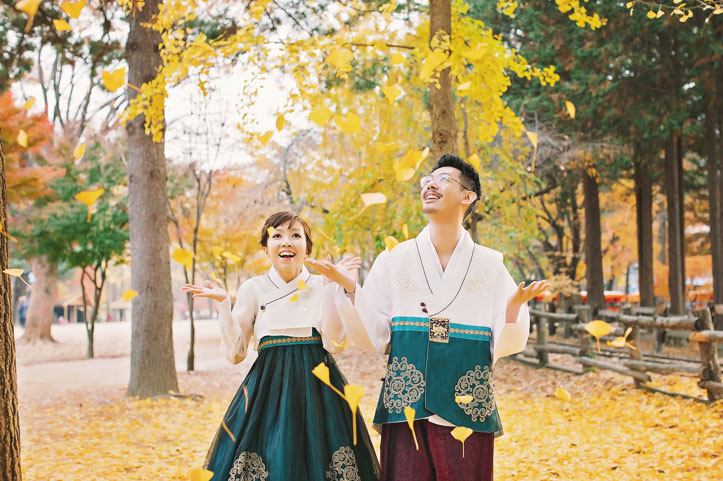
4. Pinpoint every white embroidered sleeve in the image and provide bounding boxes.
[320,283,348,354]
[216,281,256,365]
[491,258,530,364]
